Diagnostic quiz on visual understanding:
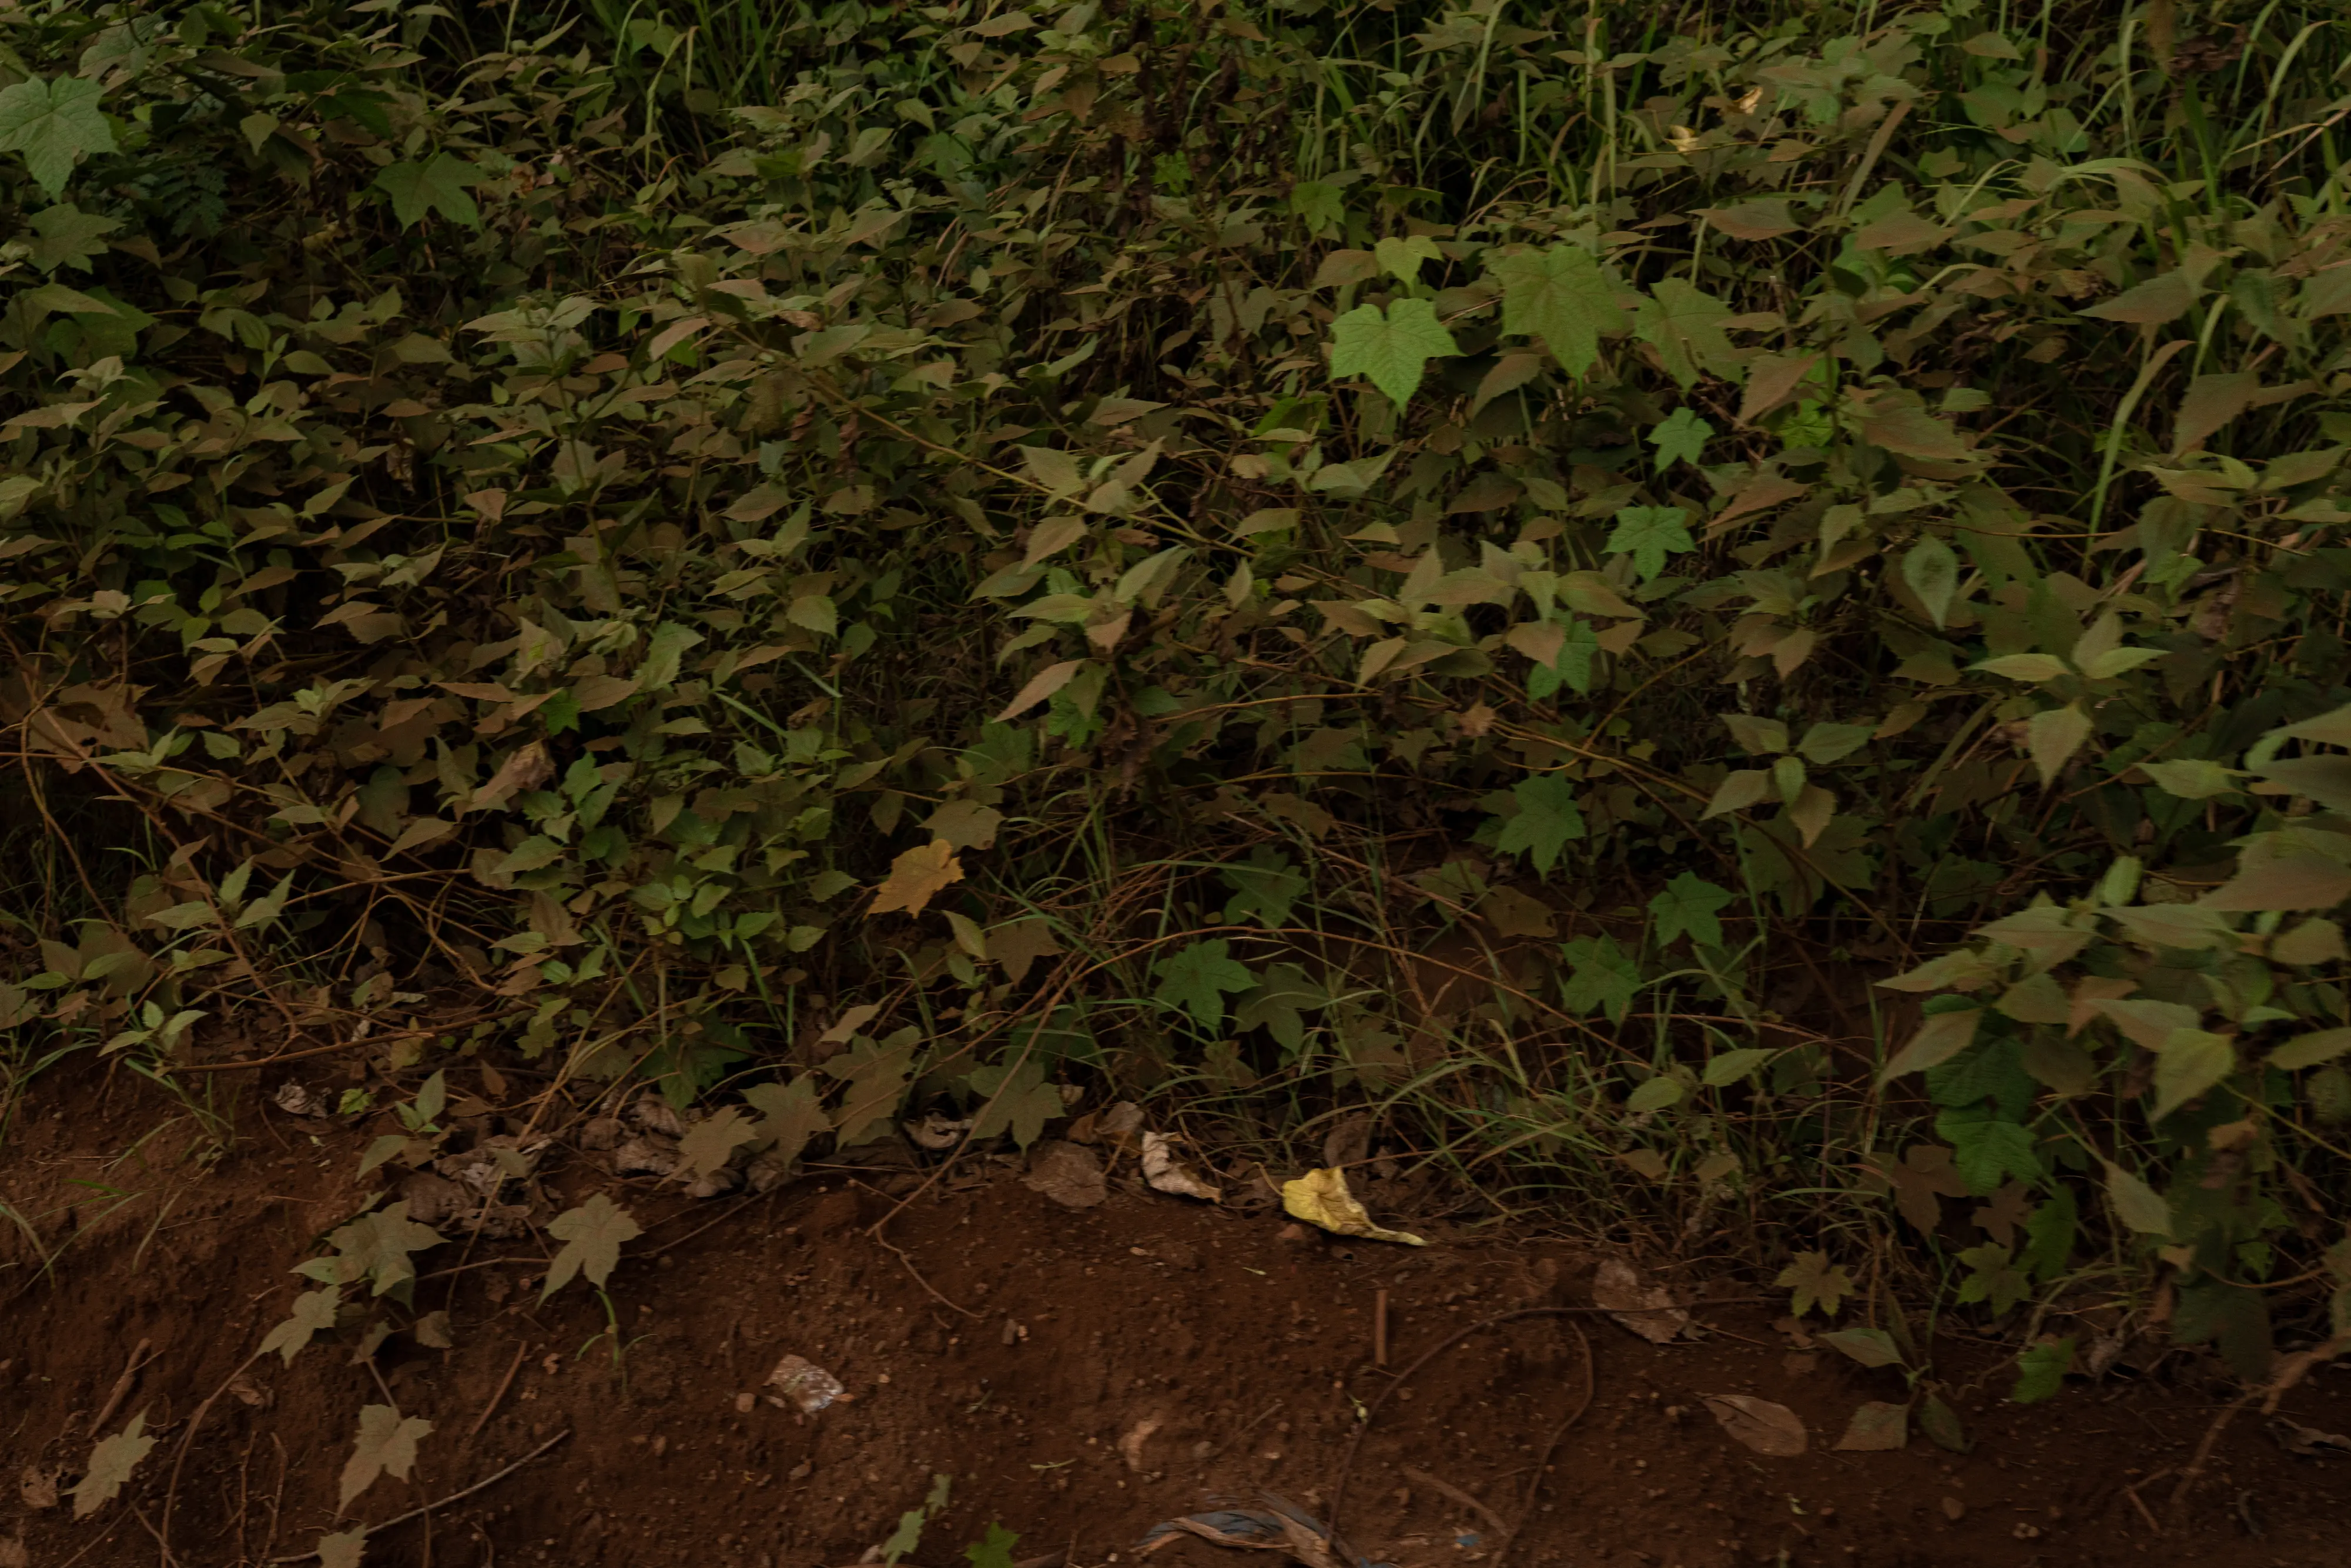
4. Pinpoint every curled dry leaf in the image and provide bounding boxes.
[1704,1394,1809,1457]
[1023,1140,1107,1209]
[1590,1257,1688,1343]
[1280,1166,1424,1246]
[2268,1416,2351,1458]
[1141,1131,1221,1202]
